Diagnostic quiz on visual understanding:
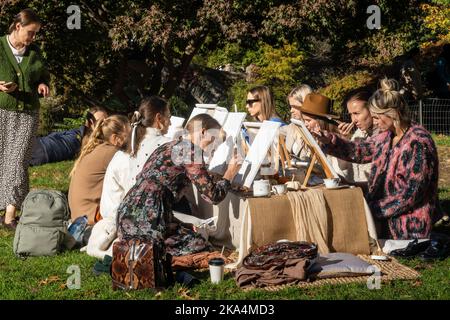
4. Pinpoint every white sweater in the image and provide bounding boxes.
[330,128,376,183]
[99,127,171,220]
